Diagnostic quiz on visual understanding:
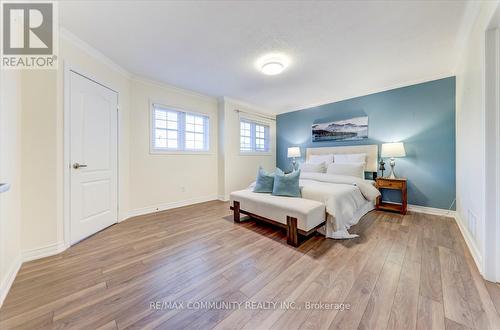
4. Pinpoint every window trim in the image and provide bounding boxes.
[239,118,272,155]
[149,102,213,155]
